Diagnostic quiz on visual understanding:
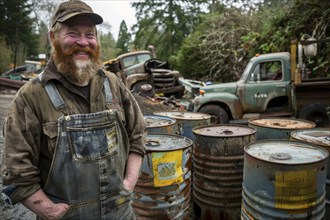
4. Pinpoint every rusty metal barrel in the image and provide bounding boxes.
[144,115,178,134]
[154,111,211,140]
[132,133,193,220]
[290,128,330,219]
[192,125,256,220]
[248,118,316,140]
[242,140,328,219]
